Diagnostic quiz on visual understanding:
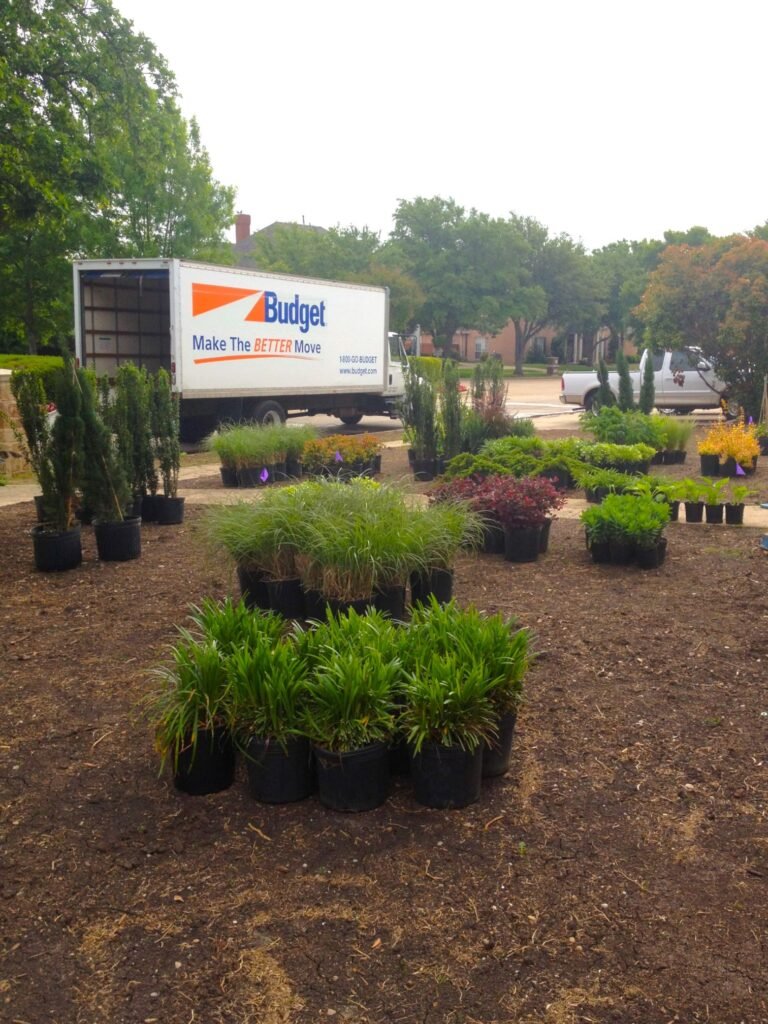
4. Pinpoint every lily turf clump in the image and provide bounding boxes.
[146,599,533,766]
